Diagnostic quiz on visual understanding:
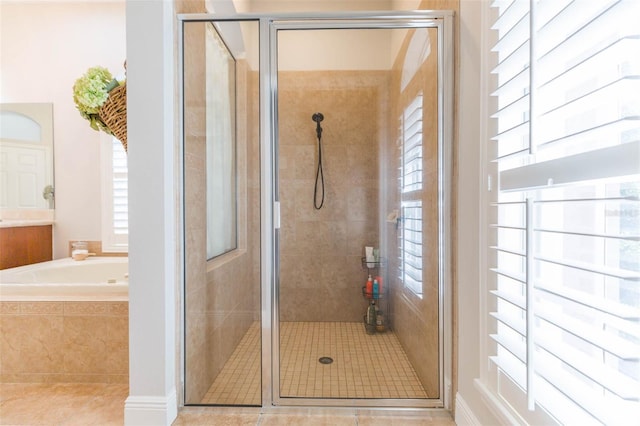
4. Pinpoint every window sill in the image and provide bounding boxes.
[206,248,247,272]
